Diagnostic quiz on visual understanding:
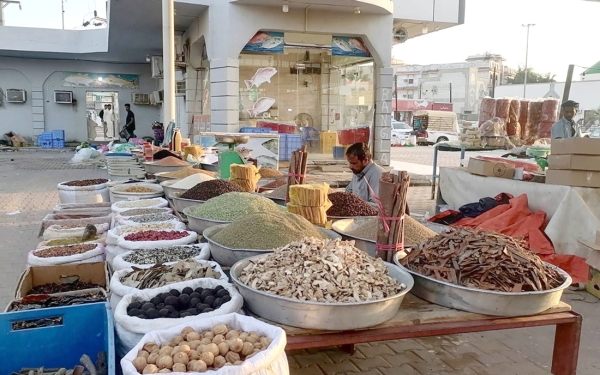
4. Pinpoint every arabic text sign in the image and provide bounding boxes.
[63,72,140,89]
[243,31,285,54]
